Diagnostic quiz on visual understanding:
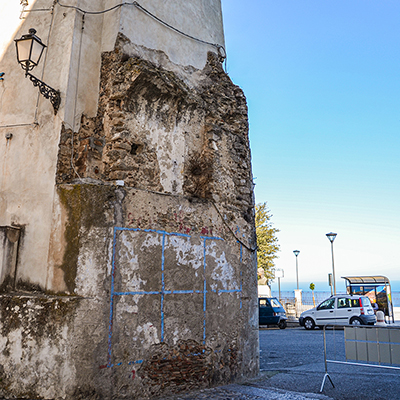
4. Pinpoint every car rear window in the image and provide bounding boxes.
[350,298,361,308]
[361,297,372,307]
[270,299,282,308]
